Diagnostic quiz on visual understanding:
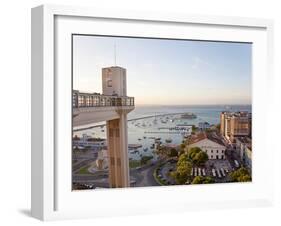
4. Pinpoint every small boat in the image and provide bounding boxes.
[165,138,172,143]
[138,138,142,141]
[181,113,197,119]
